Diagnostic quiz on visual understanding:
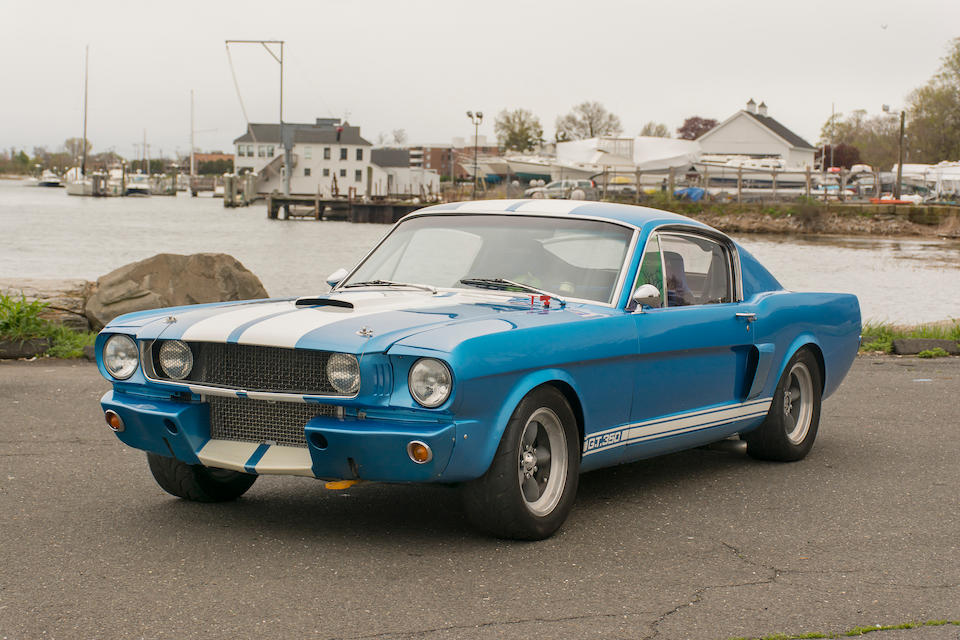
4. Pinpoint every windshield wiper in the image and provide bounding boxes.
[342,279,437,294]
[458,278,566,307]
